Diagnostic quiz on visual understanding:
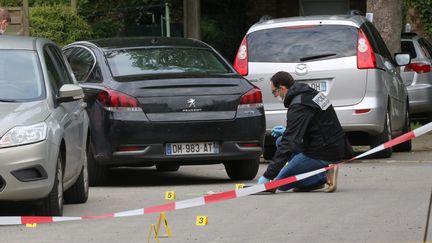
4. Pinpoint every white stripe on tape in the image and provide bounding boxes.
[236,184,266,197]
[53,217,82,222]
[175,197,205,210]
[114,209,144,217]
[355,144,385,159]
[0,217,21,225]
[413,122,432,137]
[296,168,326,181]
